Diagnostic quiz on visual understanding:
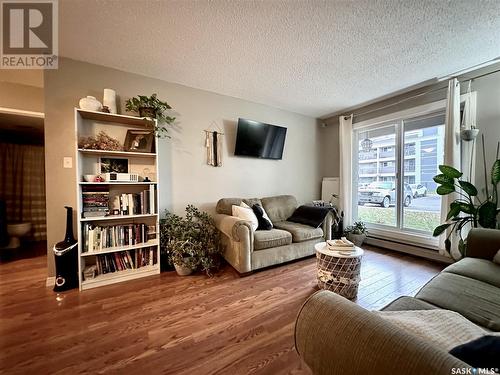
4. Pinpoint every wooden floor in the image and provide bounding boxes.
[0,246,443,375]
